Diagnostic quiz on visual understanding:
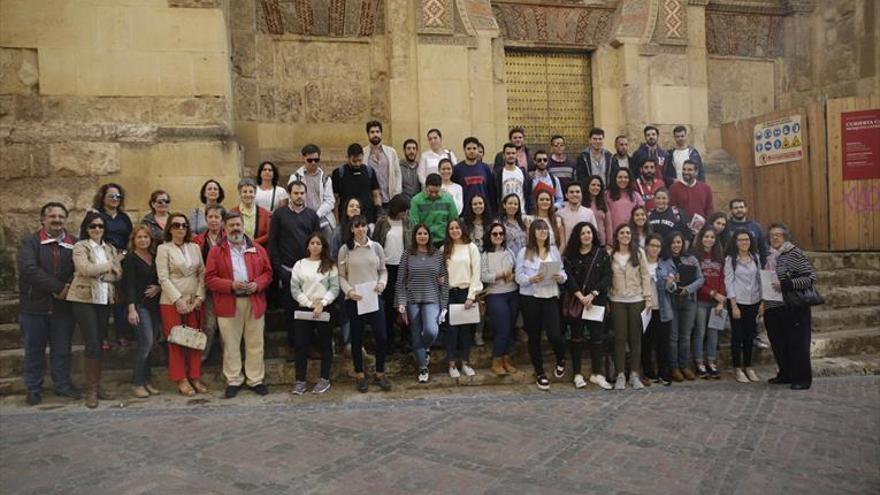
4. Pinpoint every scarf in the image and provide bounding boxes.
[766,241,794,271]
